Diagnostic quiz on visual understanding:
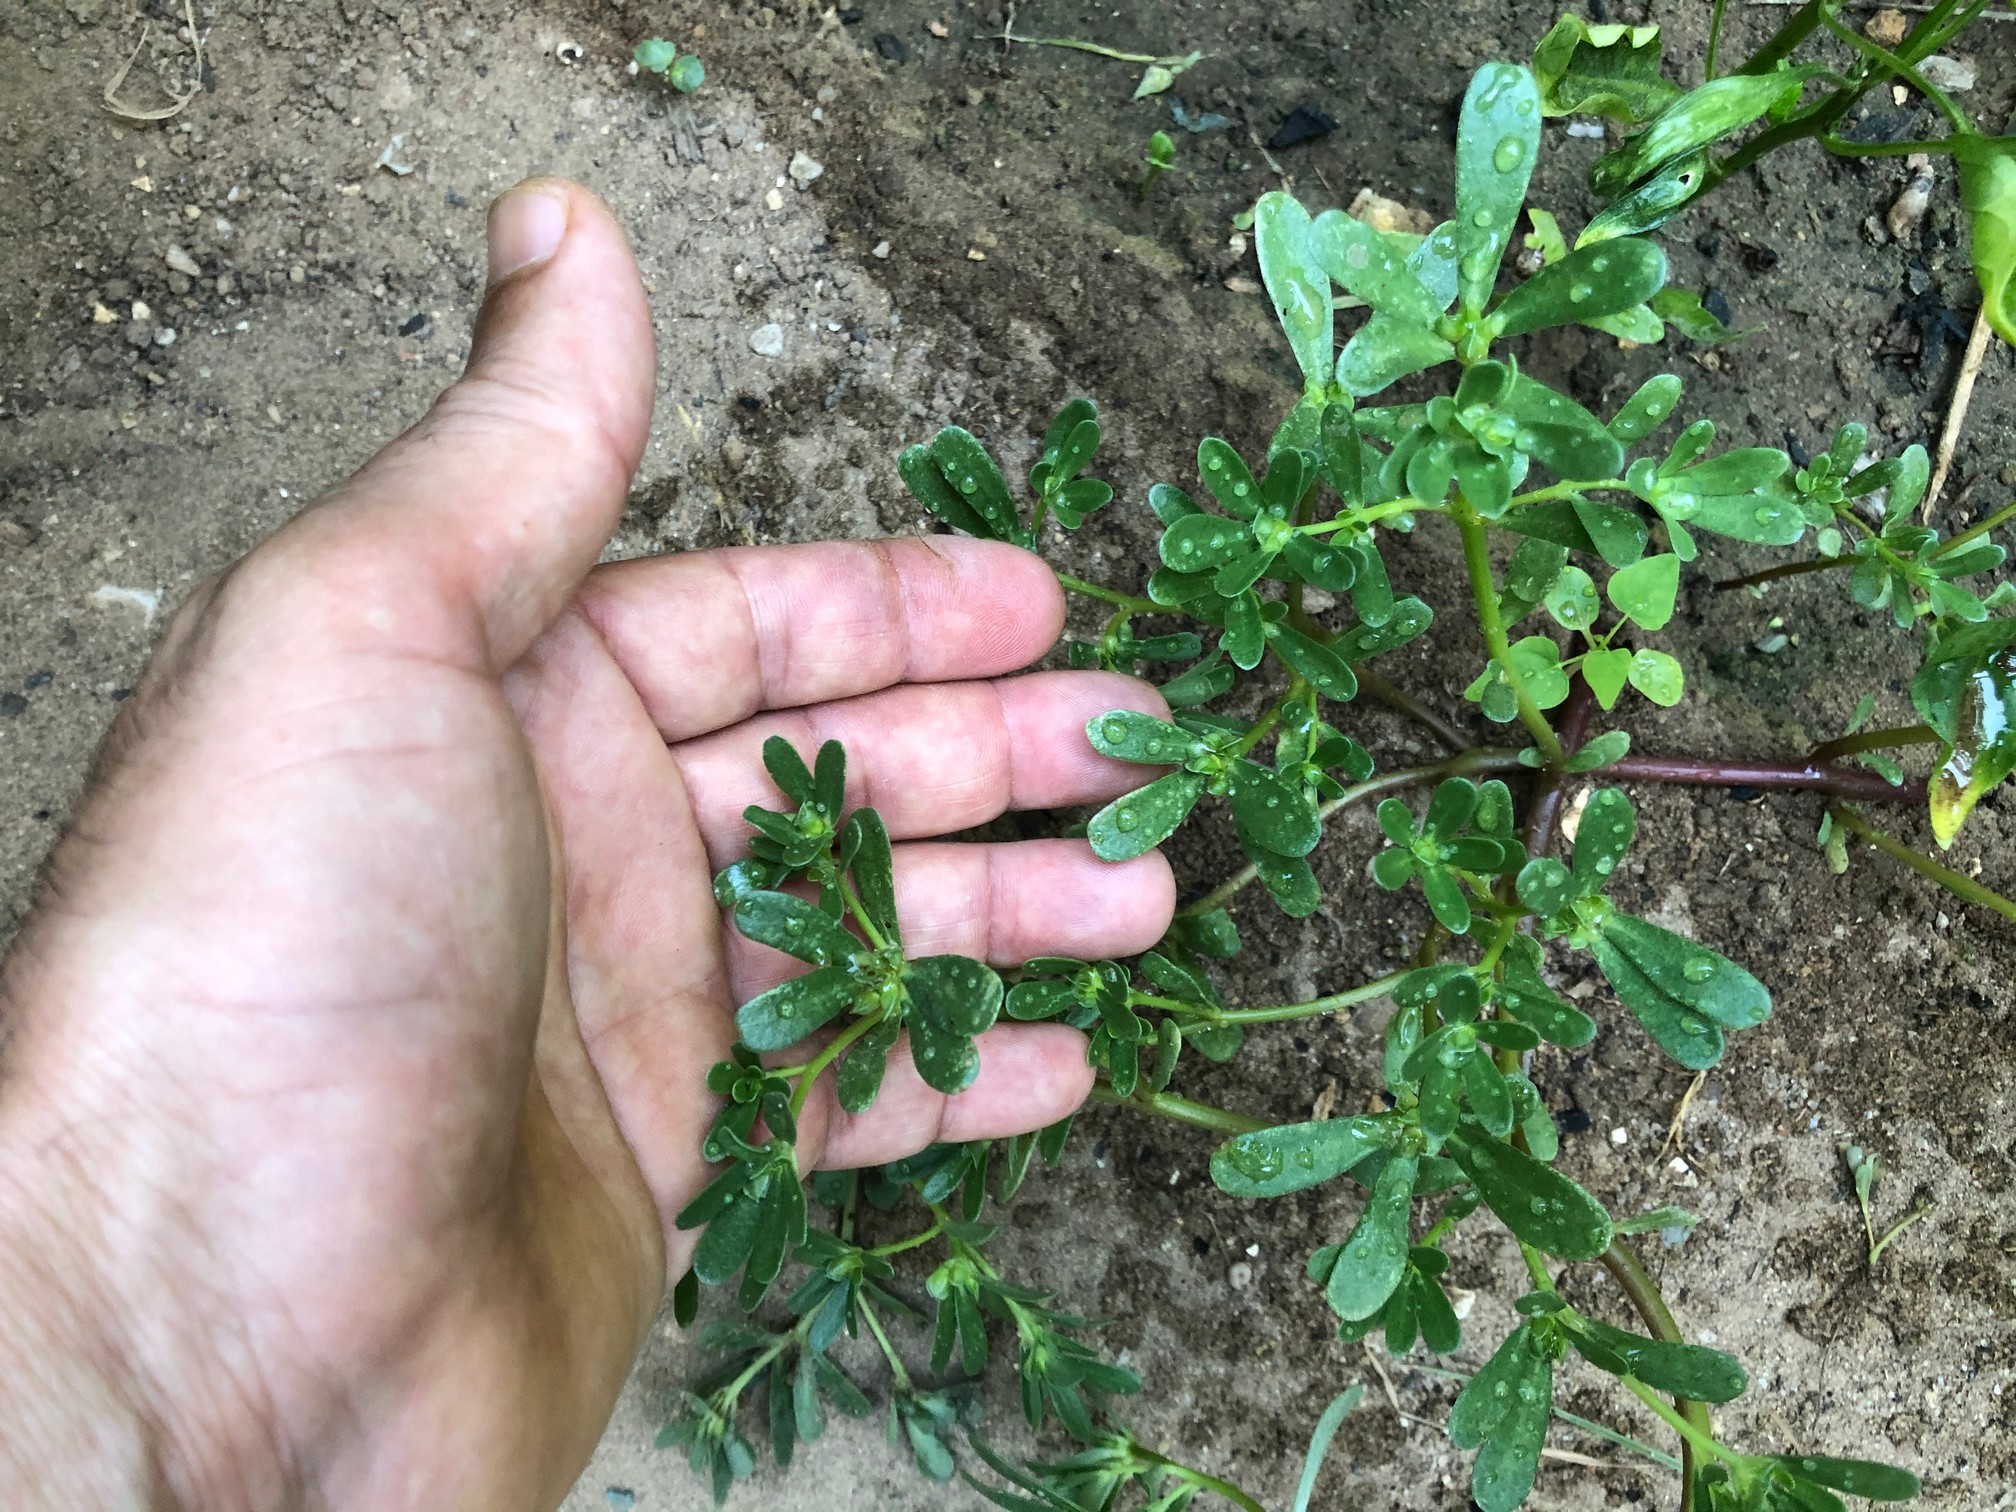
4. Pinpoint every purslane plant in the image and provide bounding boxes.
[666,59,2011,1512]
